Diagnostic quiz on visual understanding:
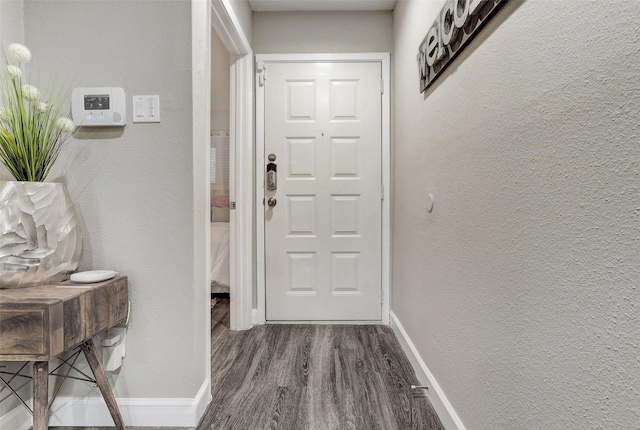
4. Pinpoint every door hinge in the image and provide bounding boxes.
[381,185,384,201]
[230,201,236,210]
[257,61,266,87]
[381,78,384,94]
